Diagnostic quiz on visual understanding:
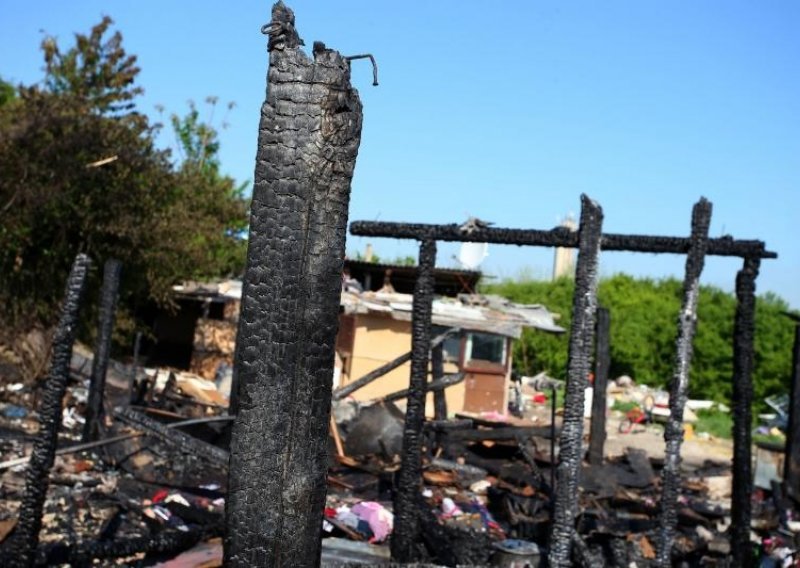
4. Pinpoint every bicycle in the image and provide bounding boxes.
[618,395,656,434]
